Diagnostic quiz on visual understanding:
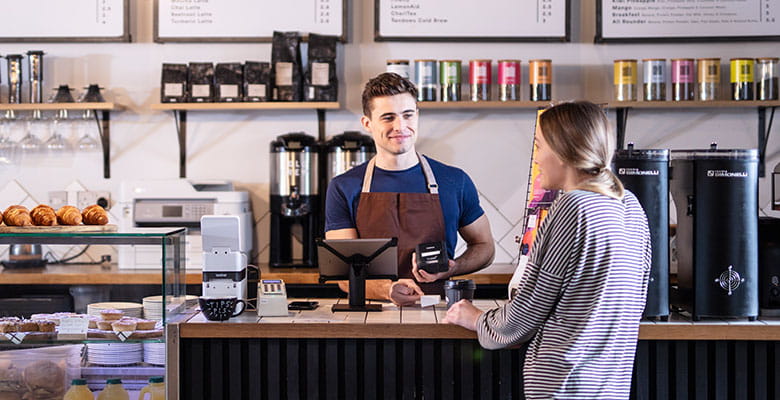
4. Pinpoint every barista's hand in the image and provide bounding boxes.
[412,252,456,283]
[389,279,424,307]
[443,299,483,331]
